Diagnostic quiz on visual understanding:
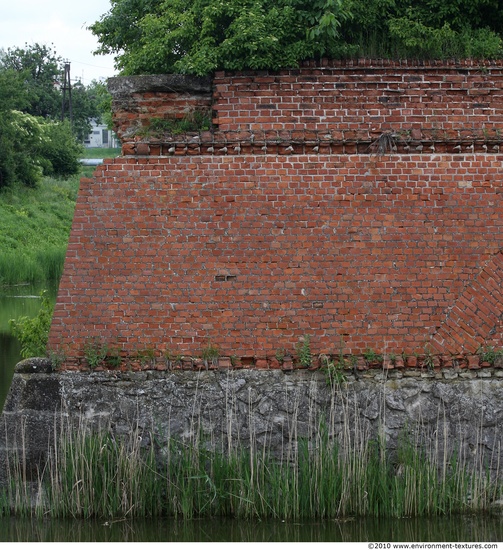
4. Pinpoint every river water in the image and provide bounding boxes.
[0,286,502,542]
[0,514,502,542]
